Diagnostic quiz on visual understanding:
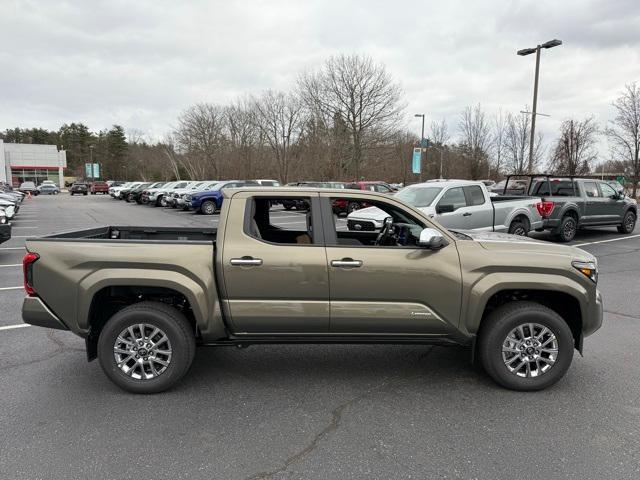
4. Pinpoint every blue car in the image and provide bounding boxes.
[189,180,258,215]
